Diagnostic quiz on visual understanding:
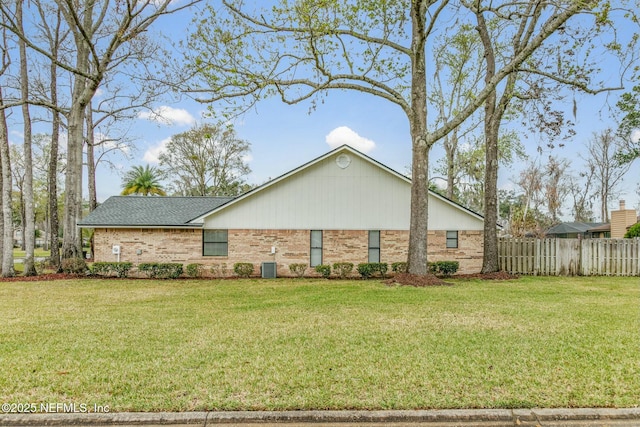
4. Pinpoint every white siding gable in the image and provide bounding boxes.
[202,147,484,231]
